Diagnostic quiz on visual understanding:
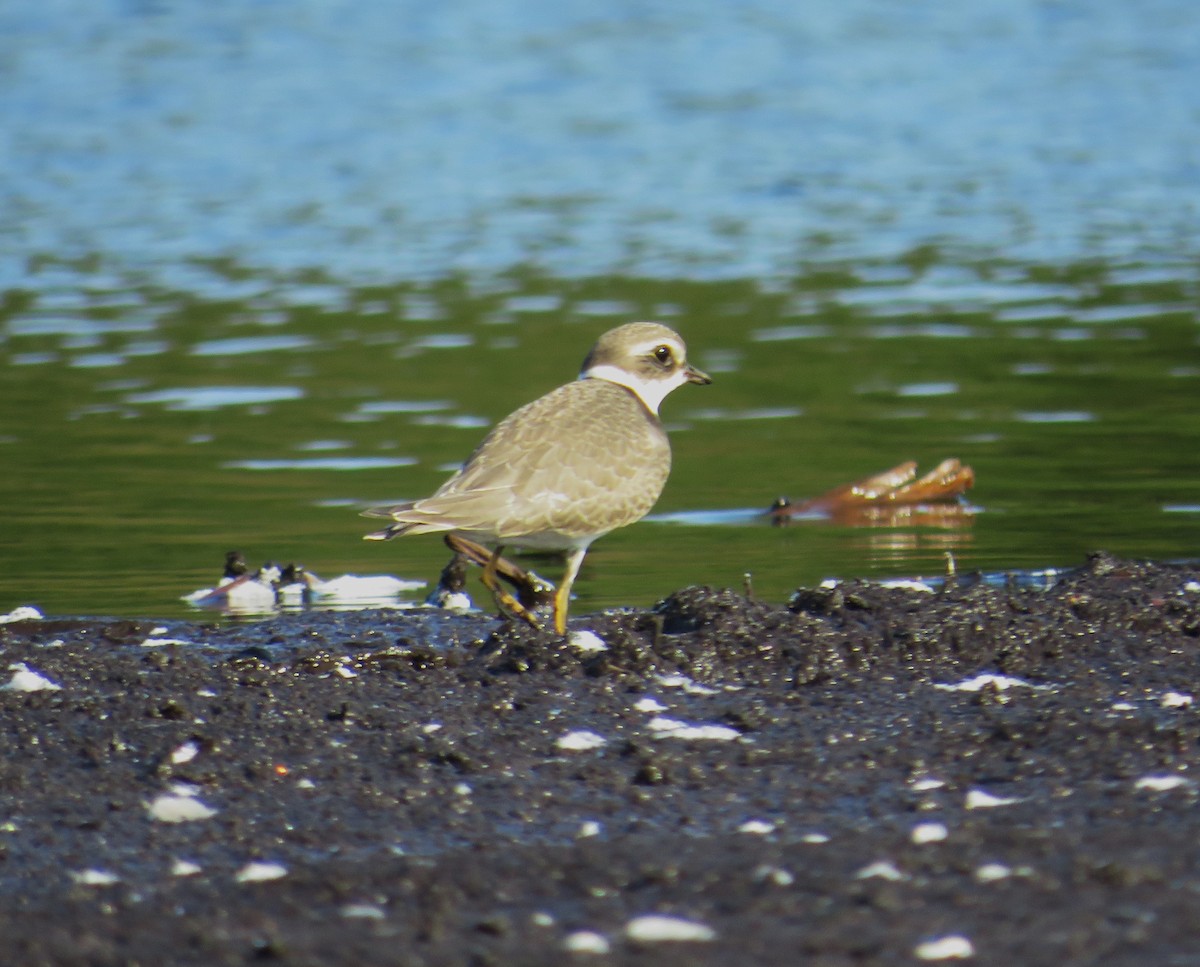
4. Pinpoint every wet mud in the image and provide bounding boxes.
[2,552,1200,965]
